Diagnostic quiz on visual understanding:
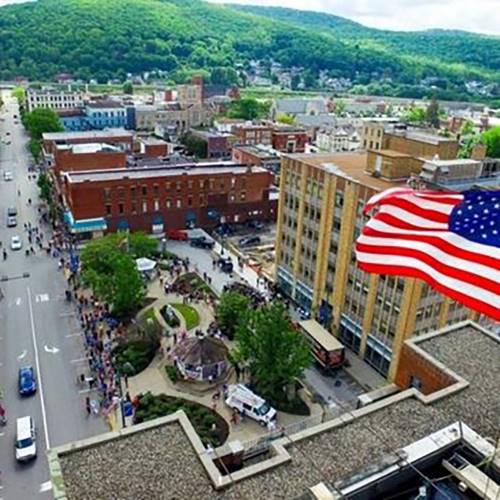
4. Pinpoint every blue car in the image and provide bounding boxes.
[18,366,36,396]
